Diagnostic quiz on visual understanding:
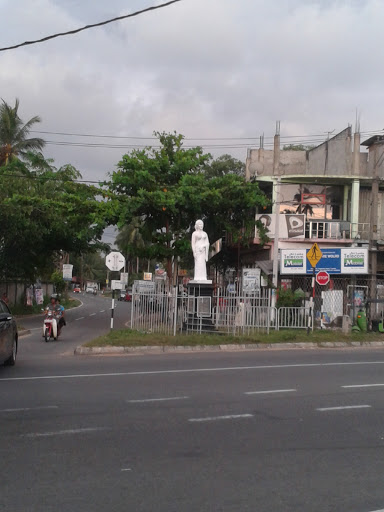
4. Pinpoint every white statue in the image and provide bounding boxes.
[191,219,211,282]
